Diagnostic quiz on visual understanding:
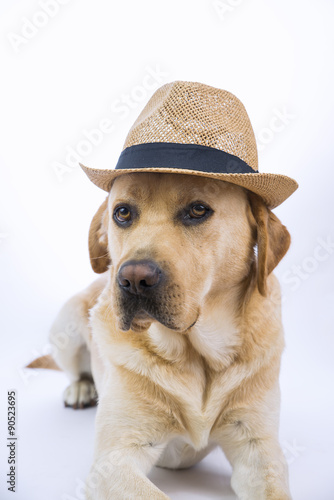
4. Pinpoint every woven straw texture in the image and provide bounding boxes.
[123,81,258,171]
[80,81,298,209]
